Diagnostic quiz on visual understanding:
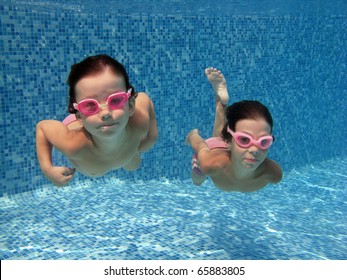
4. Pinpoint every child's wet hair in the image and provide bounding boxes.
[67,54,137,114]
[221,100,274,143]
